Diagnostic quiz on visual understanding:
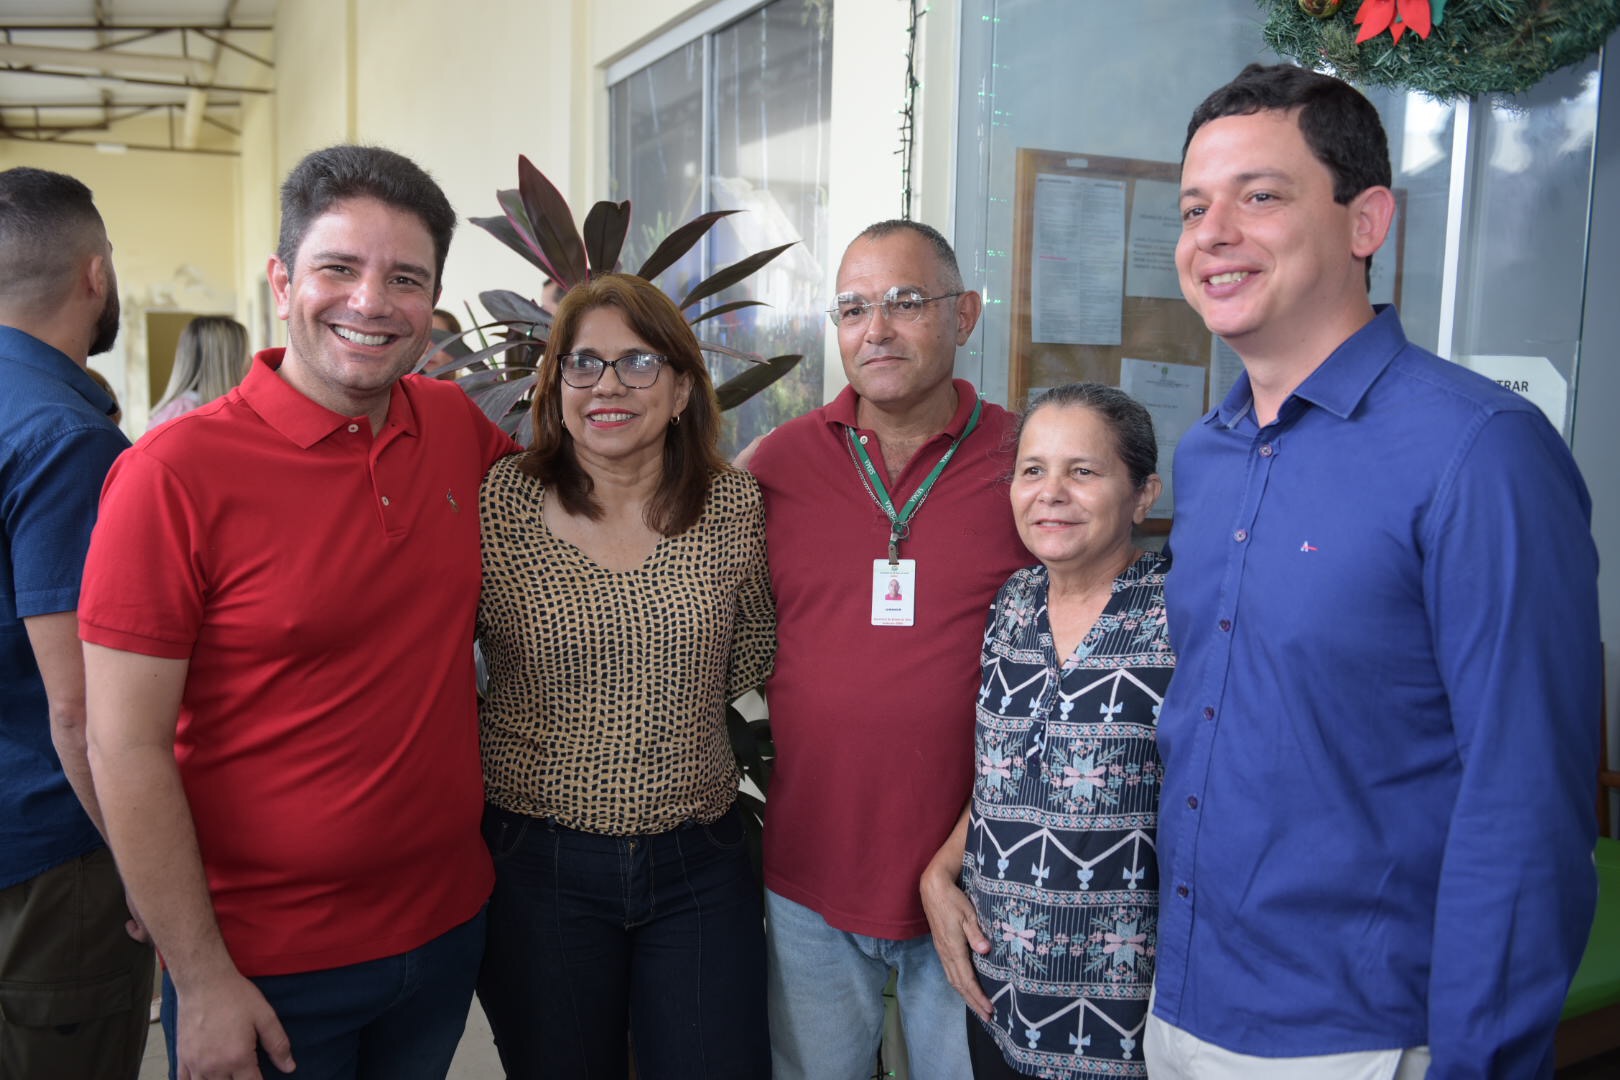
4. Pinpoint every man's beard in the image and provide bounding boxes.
[88,287,119,356]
